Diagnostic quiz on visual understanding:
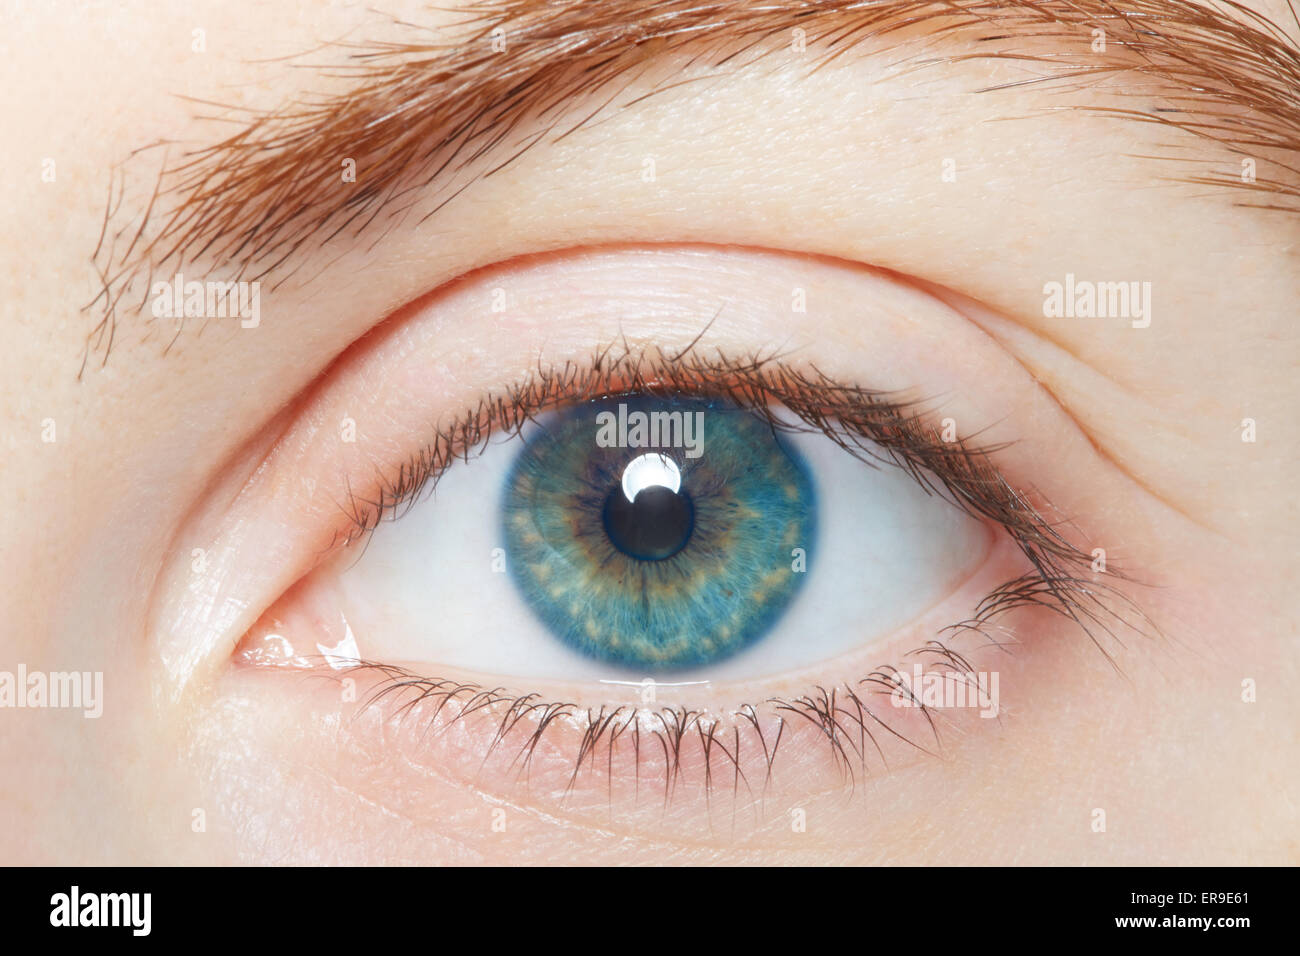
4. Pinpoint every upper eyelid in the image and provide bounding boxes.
[145,242,1151,698]
[83,0,1300,372]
